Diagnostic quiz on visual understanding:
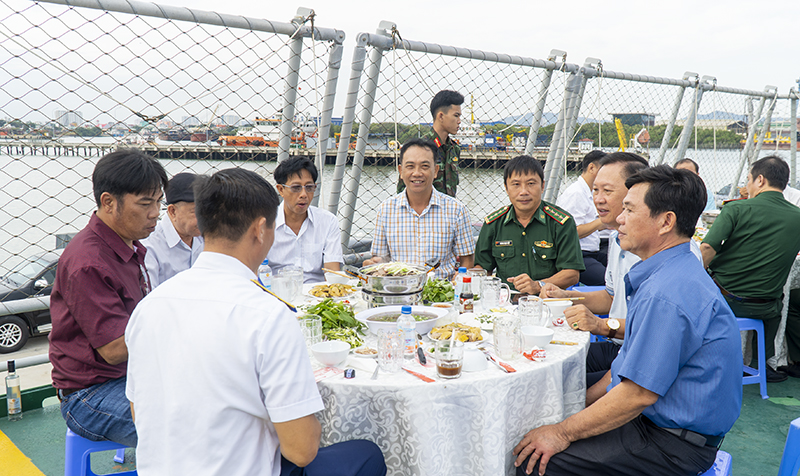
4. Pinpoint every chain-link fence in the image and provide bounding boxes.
[1,0,798,302]
[0,0,343,284]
